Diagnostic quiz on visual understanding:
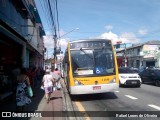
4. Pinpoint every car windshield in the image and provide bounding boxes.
[119,68,135,73]
[71,47,115,76]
